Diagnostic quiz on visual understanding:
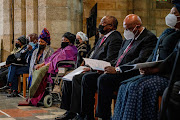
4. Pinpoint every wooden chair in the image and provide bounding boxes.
[18,73,29,97]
